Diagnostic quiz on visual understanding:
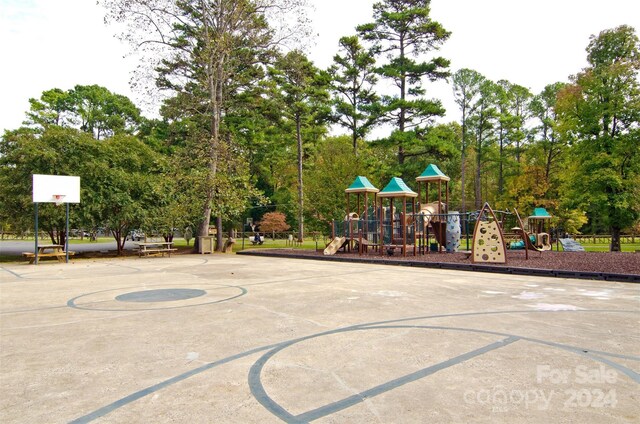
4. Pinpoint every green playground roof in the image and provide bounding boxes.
[416,163,450,182]
[345,176,379,193]
[528,207,552,219]
[378,177,418,198]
